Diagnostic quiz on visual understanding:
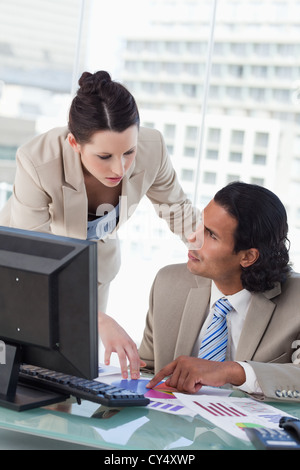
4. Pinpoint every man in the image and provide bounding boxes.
[139,182,300,401]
